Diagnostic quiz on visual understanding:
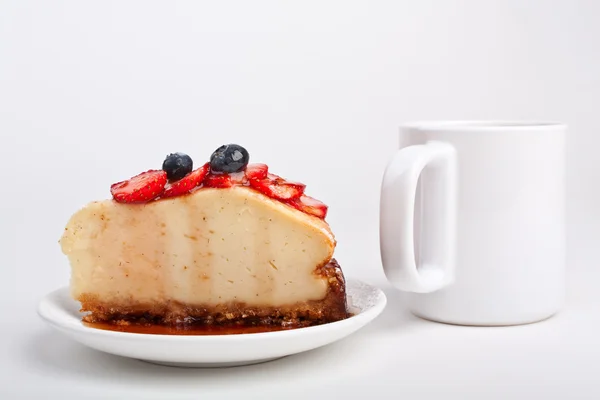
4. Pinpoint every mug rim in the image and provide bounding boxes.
[402,120,567,132]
